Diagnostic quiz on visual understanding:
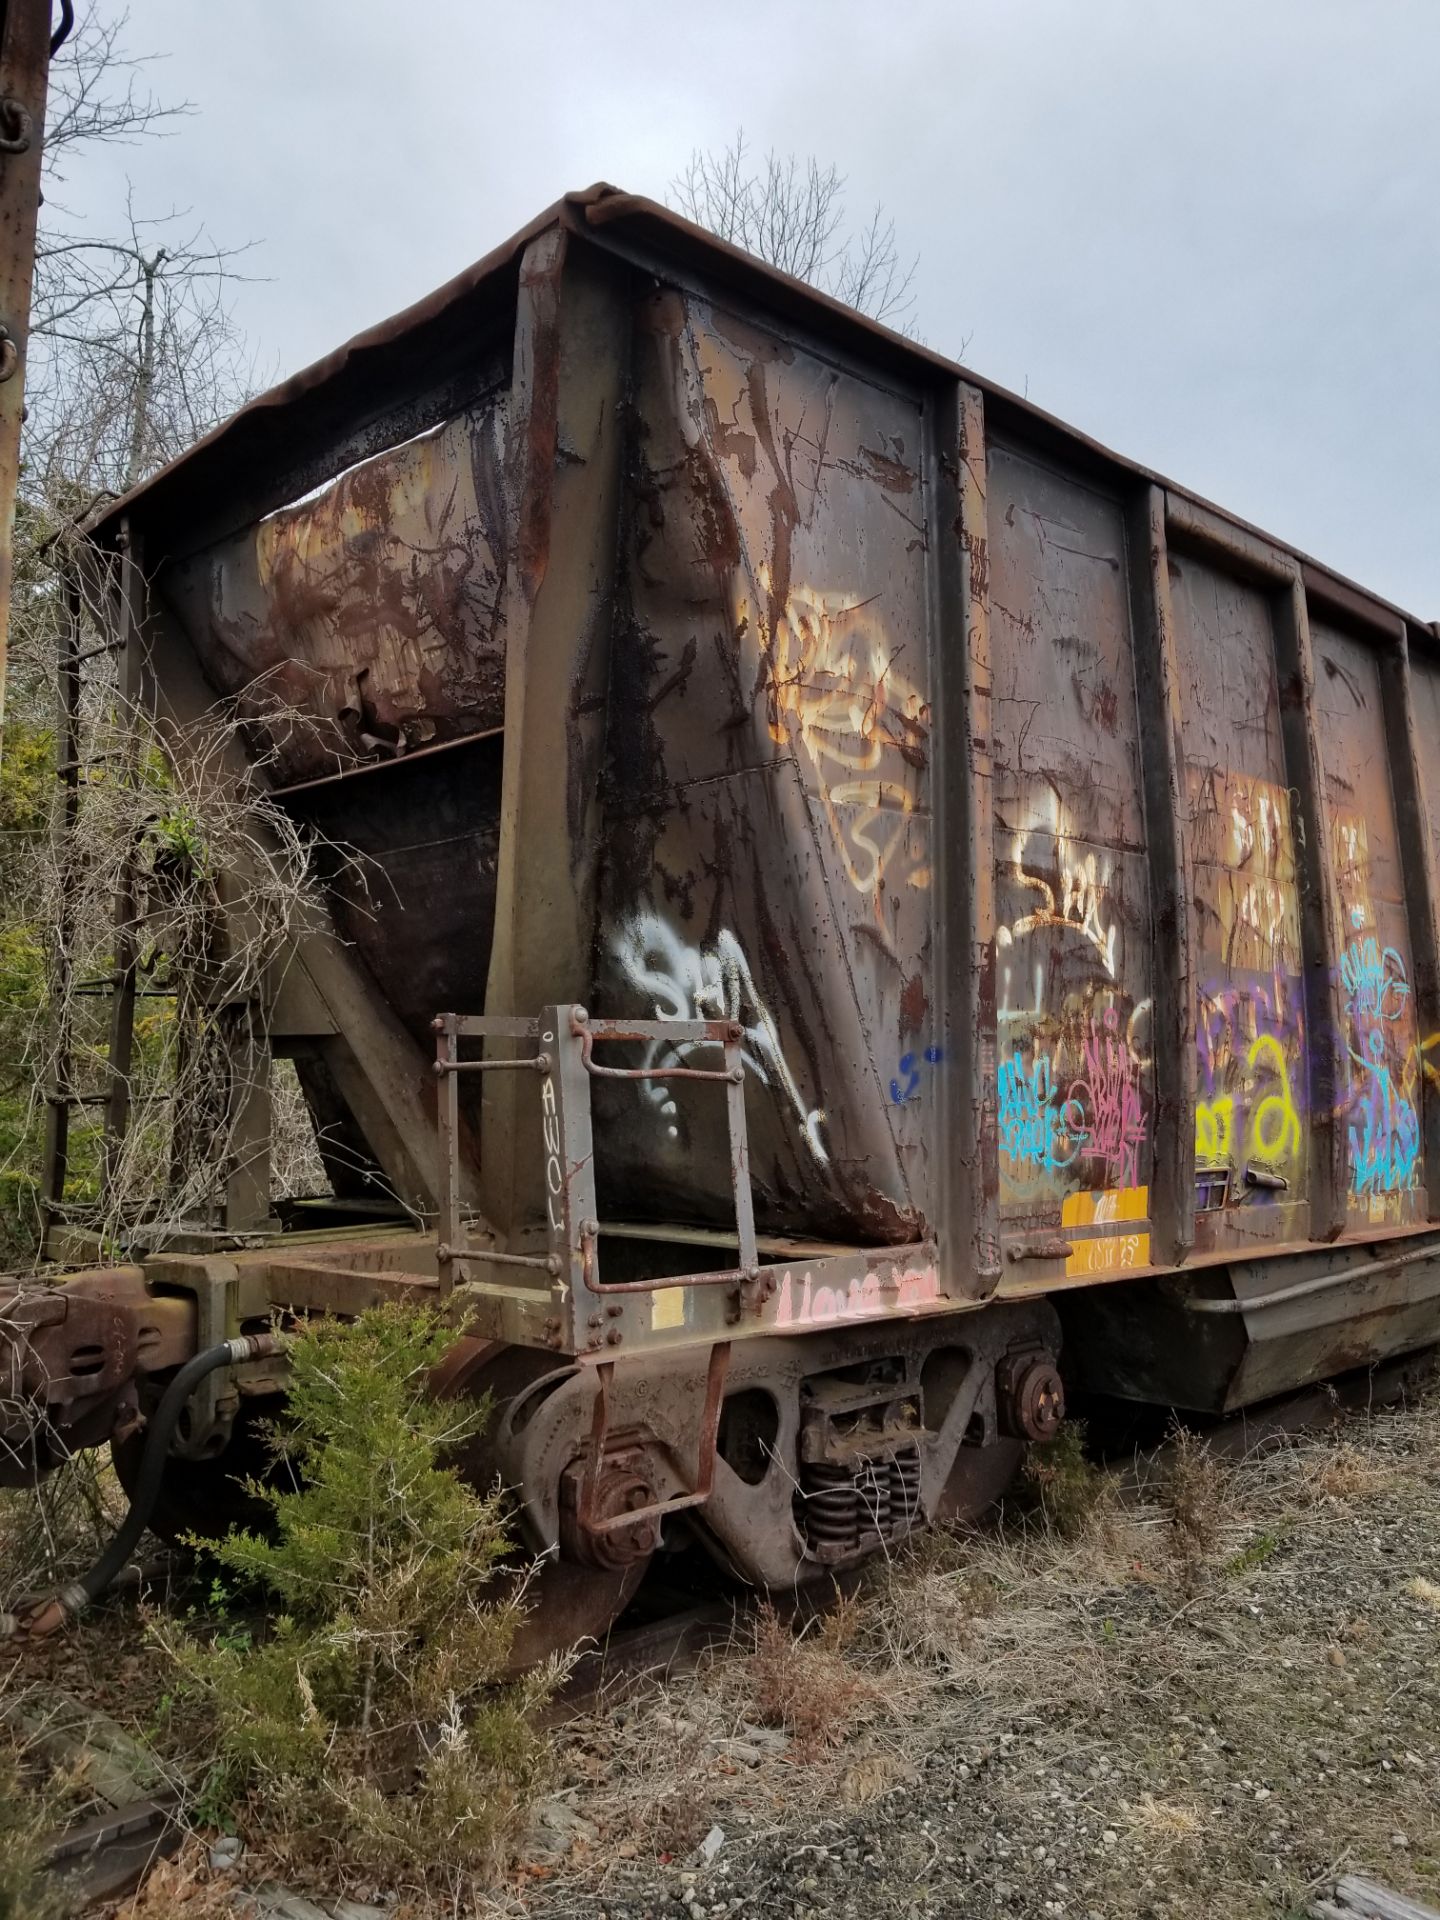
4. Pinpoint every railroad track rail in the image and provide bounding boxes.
[44,1794,181,1912]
